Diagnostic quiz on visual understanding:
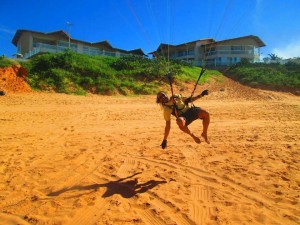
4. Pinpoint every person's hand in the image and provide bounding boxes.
[171,97,176,104]
[184,97,192,104]
[160,140,167,149]
[201,90,209,96]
